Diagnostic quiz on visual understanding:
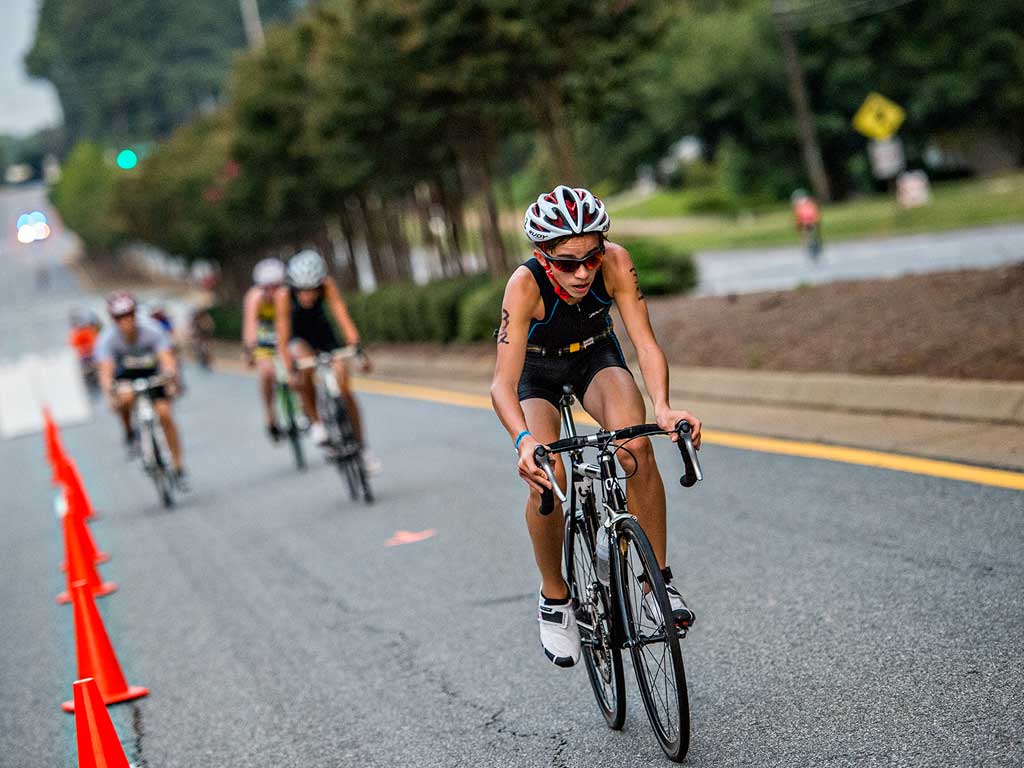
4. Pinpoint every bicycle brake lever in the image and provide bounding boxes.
[674,420,703,488]
[533,446,566,515]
